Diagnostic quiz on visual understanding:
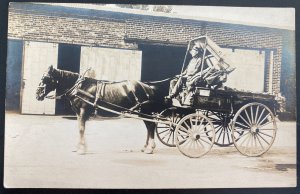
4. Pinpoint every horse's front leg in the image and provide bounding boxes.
[76,107,87,154]
[141,128,149,152]
[143,121,156,154]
